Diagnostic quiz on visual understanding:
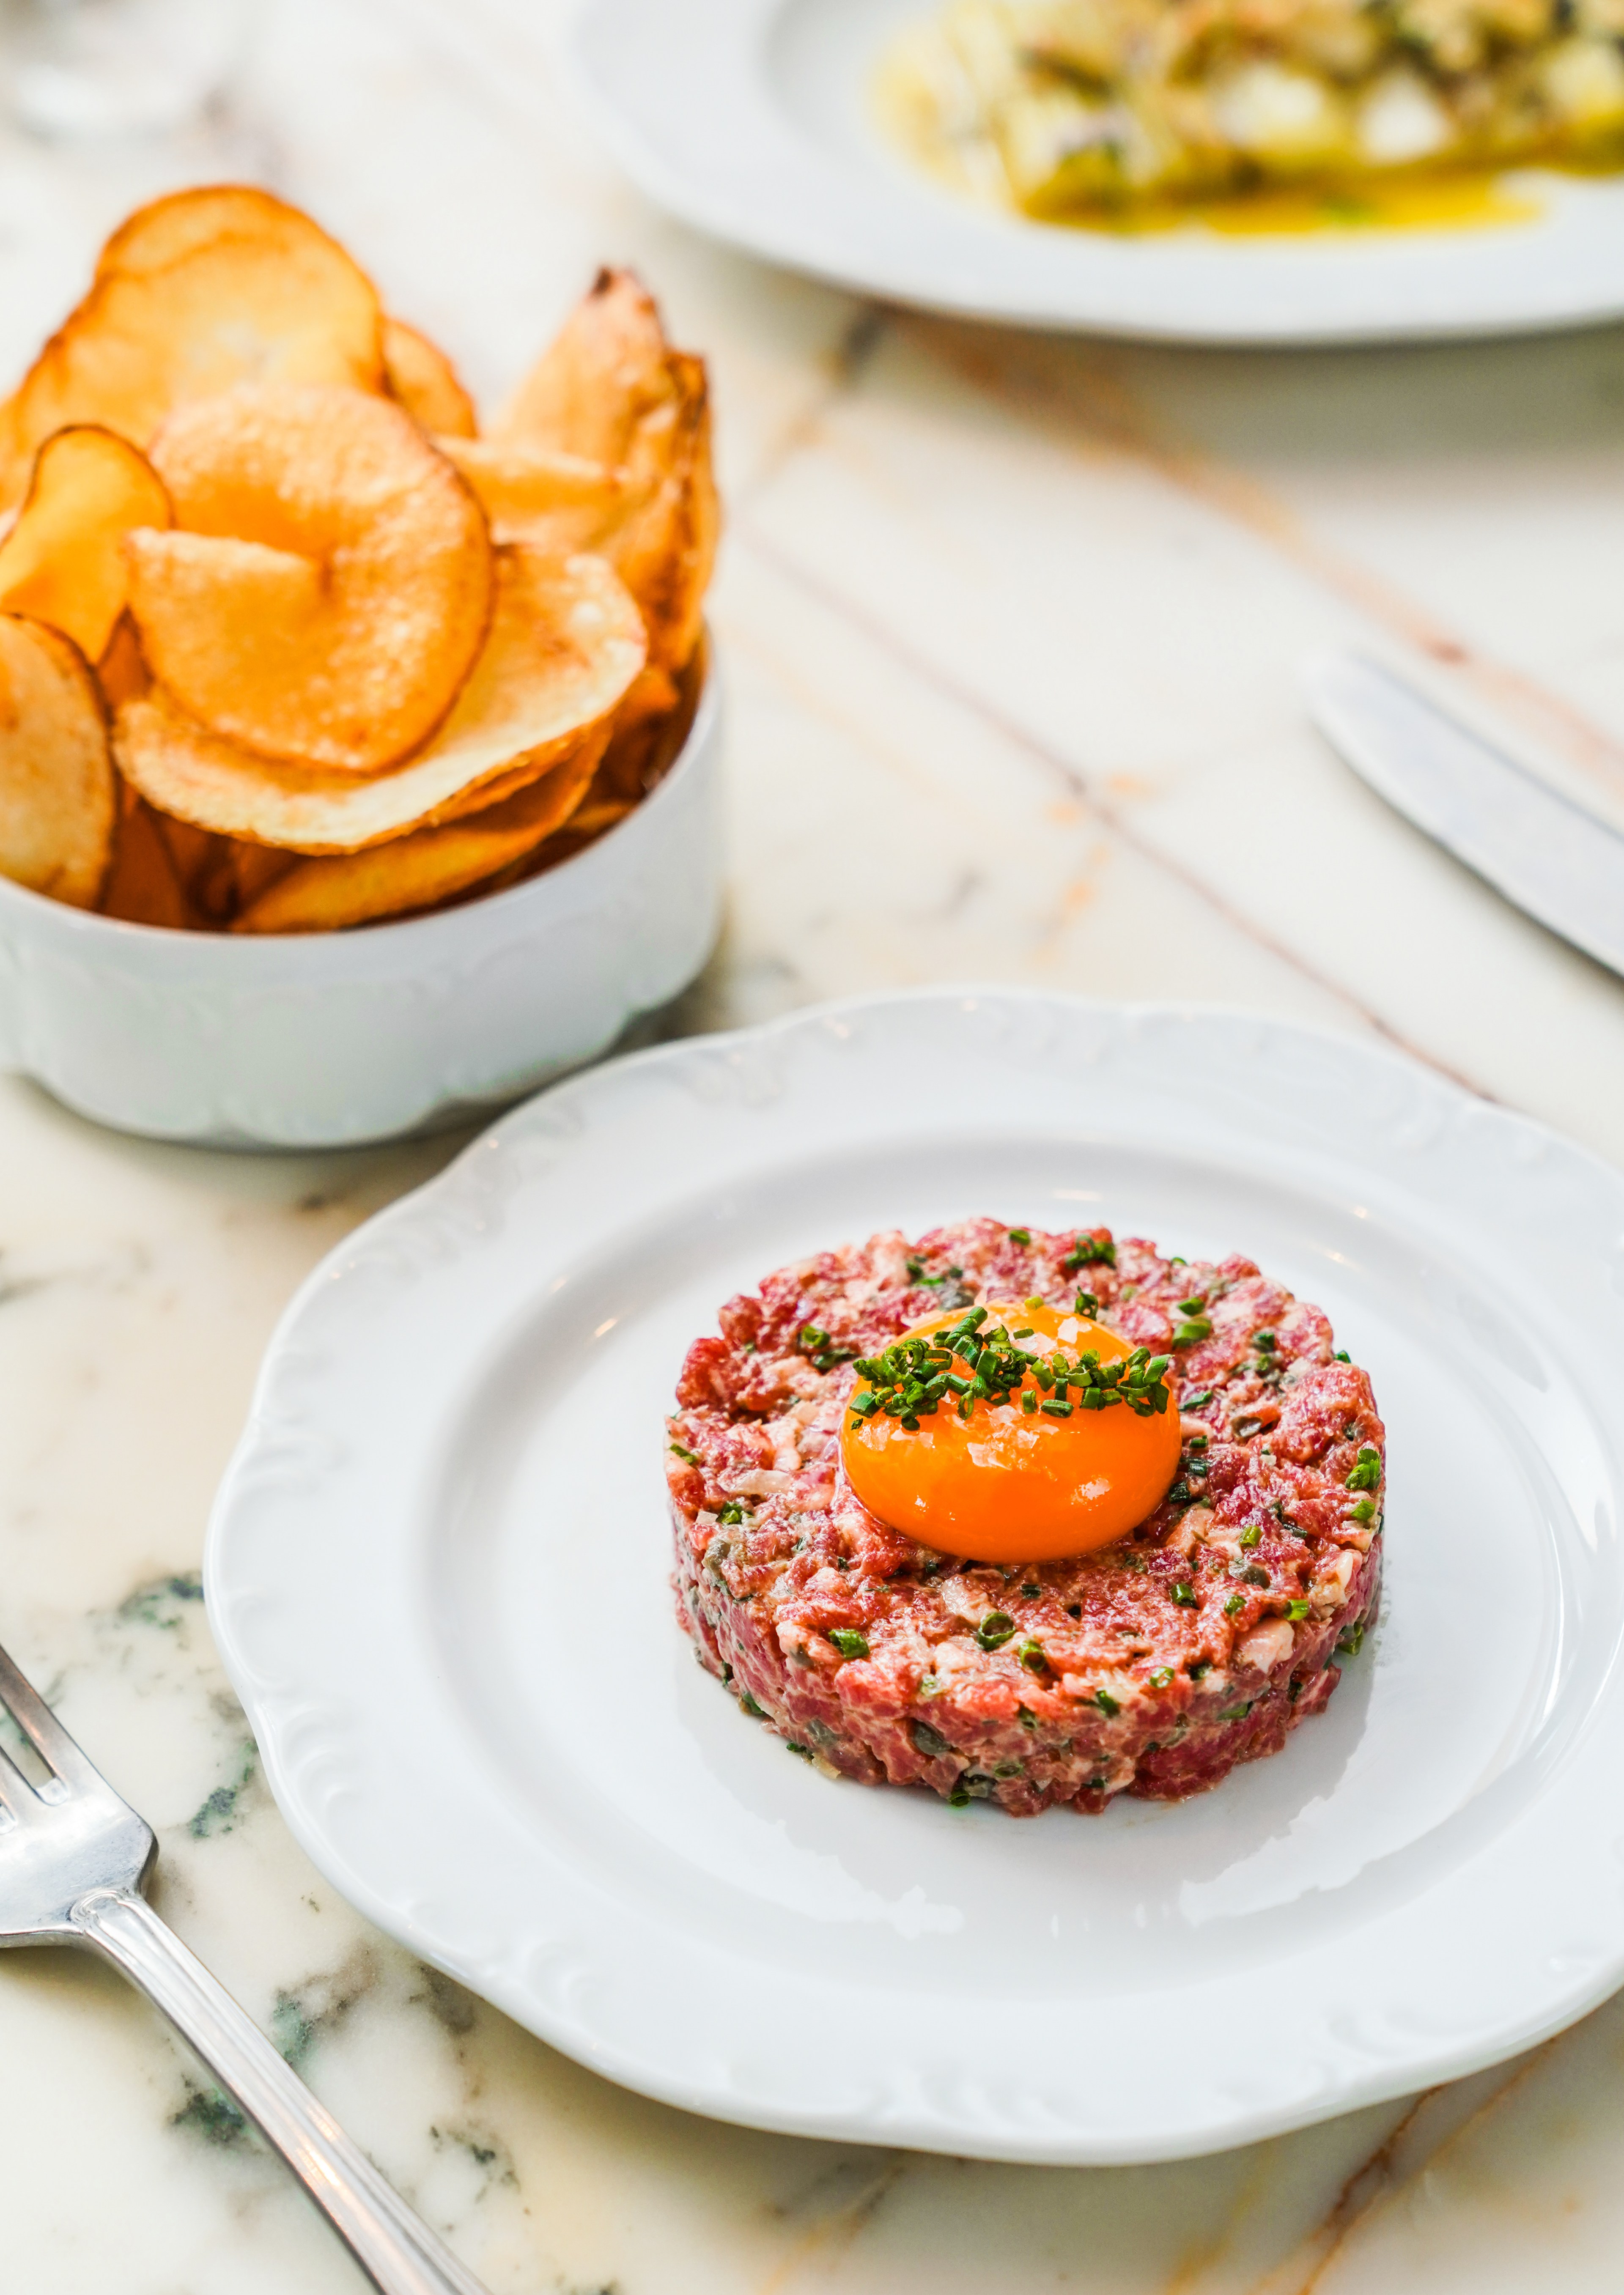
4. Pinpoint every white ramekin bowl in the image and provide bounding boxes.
[0,665,724,1147]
